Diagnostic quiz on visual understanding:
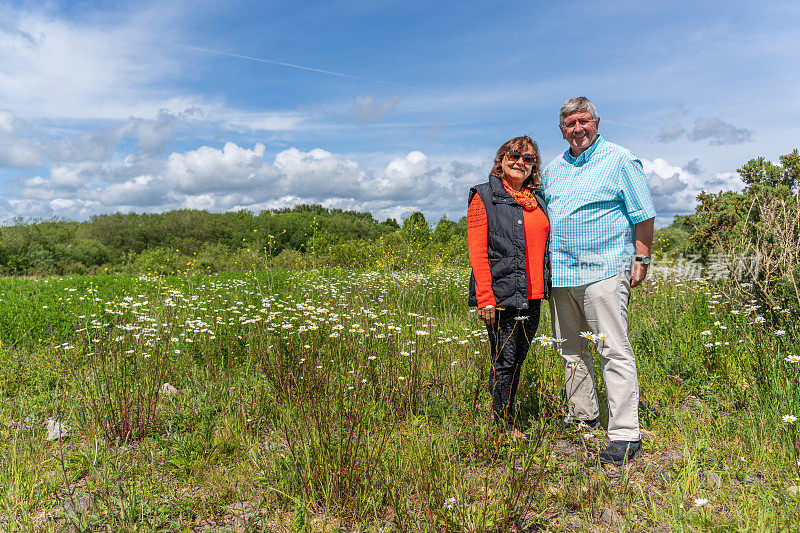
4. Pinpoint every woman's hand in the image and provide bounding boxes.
[478,306,496,326]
